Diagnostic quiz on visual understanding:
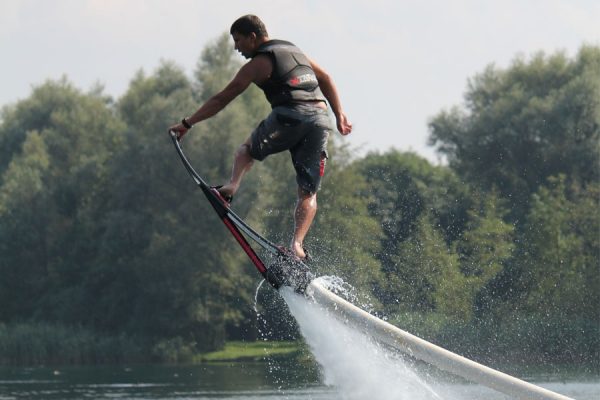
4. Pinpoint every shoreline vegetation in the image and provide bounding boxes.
[0,321,597,369]
[197,341,303,363]
[0,322,304,366]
